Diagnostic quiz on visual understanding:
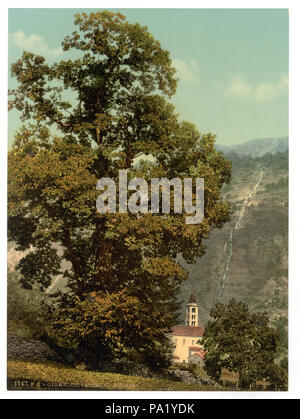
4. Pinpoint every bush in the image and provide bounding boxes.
[7,271,49,339]
[45,290,175,371]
